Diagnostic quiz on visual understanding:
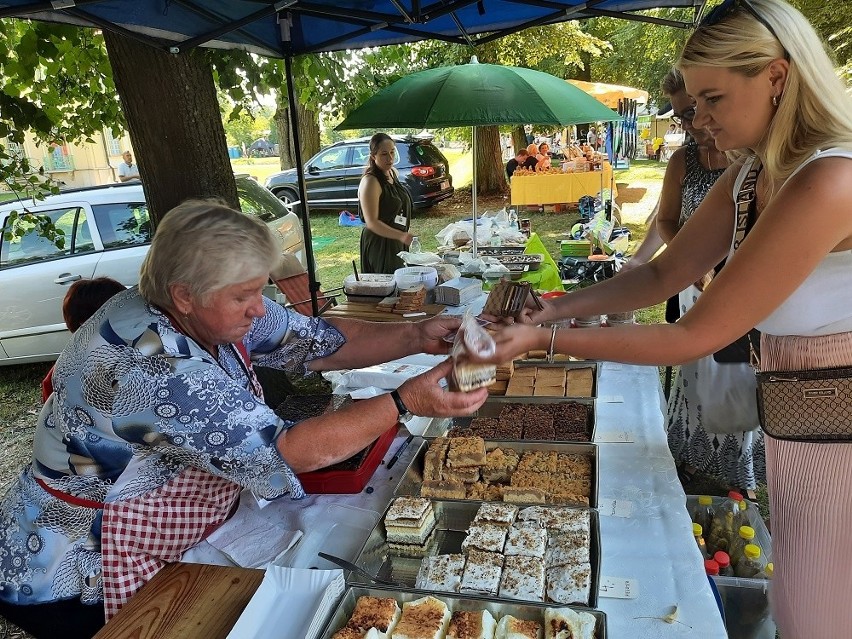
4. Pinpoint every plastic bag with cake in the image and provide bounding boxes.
[449,313,497,392]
